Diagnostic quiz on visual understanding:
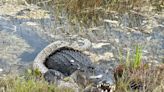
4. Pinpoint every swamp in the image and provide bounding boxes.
[0,0,163,92]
